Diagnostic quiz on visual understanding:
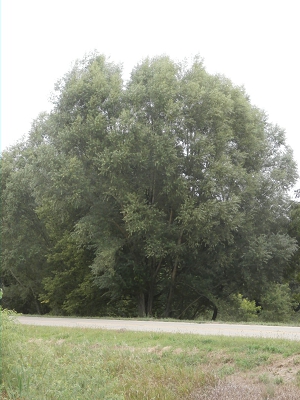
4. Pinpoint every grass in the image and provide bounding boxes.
[2,312,300,399]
